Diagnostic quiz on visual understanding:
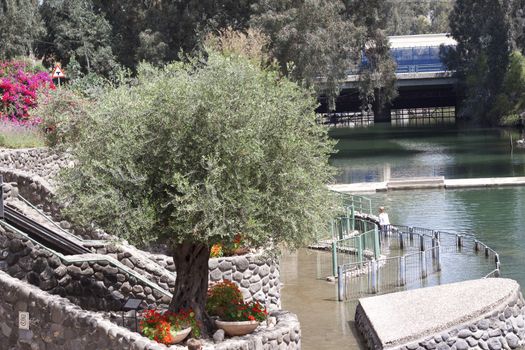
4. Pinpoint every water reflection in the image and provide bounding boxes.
[330,126,525,183]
